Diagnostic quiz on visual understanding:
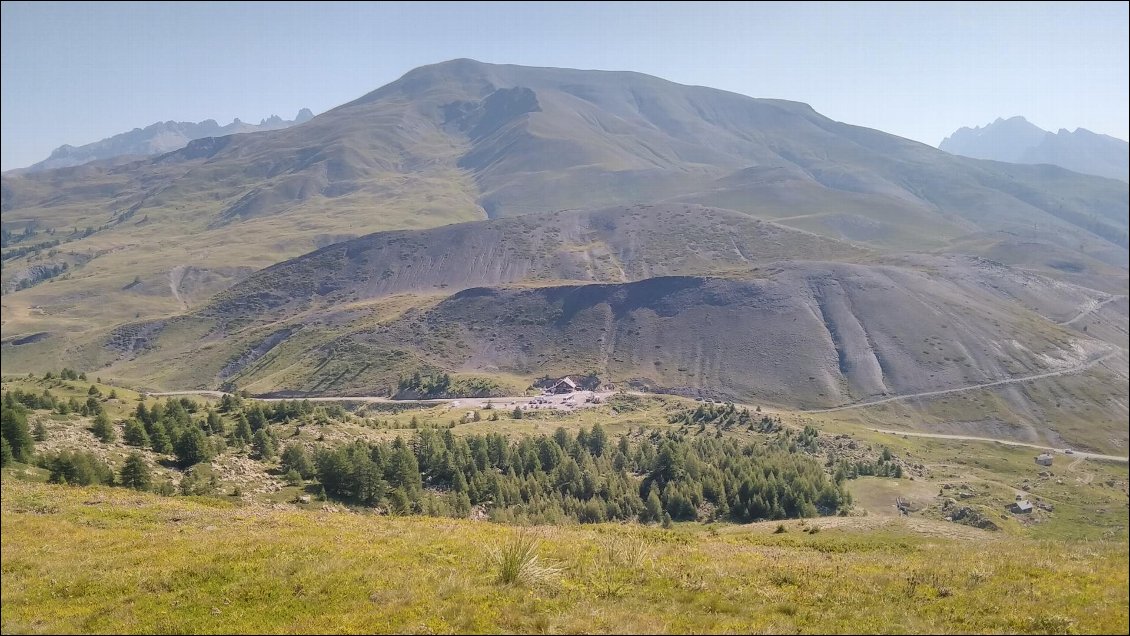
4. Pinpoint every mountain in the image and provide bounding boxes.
[1024,128,1129,181]
[940,116,1129,182]
[1,60,1127,387]
[939,116,1049,164]
[16,108,316,173]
